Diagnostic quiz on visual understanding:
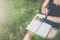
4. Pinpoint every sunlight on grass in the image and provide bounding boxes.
[0,0,60,40]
